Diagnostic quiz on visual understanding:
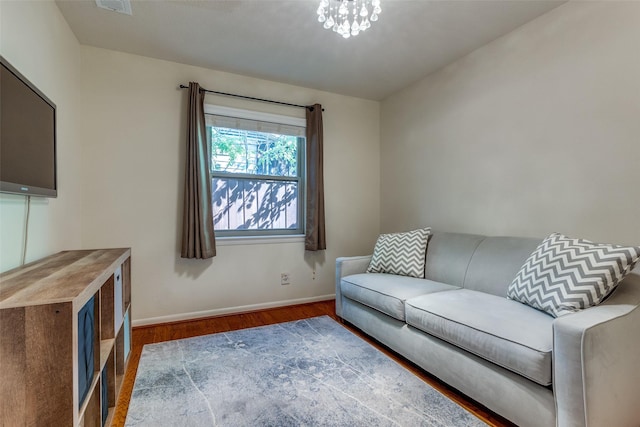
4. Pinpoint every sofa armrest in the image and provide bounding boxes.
[552,272,640,427]
[335,255,371,317]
